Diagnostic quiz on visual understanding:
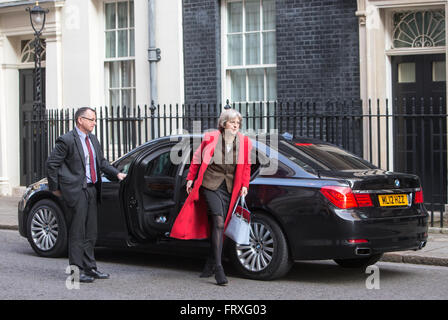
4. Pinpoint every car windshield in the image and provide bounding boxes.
[277,140,375,172]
